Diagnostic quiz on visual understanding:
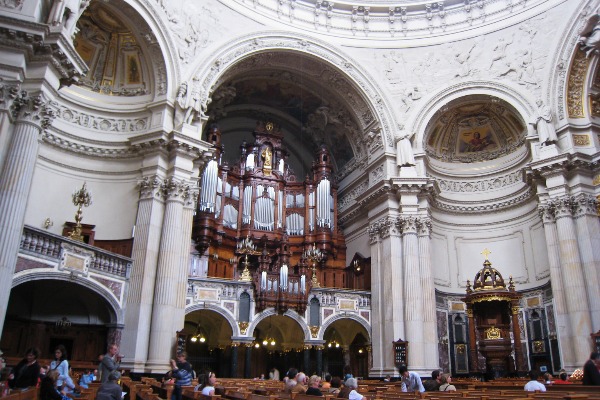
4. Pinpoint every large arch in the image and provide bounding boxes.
[189,31,400,157]
[319,313,371,343]
[185,303,239,337]
[407,81,538,156]
[11,272,123,325]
